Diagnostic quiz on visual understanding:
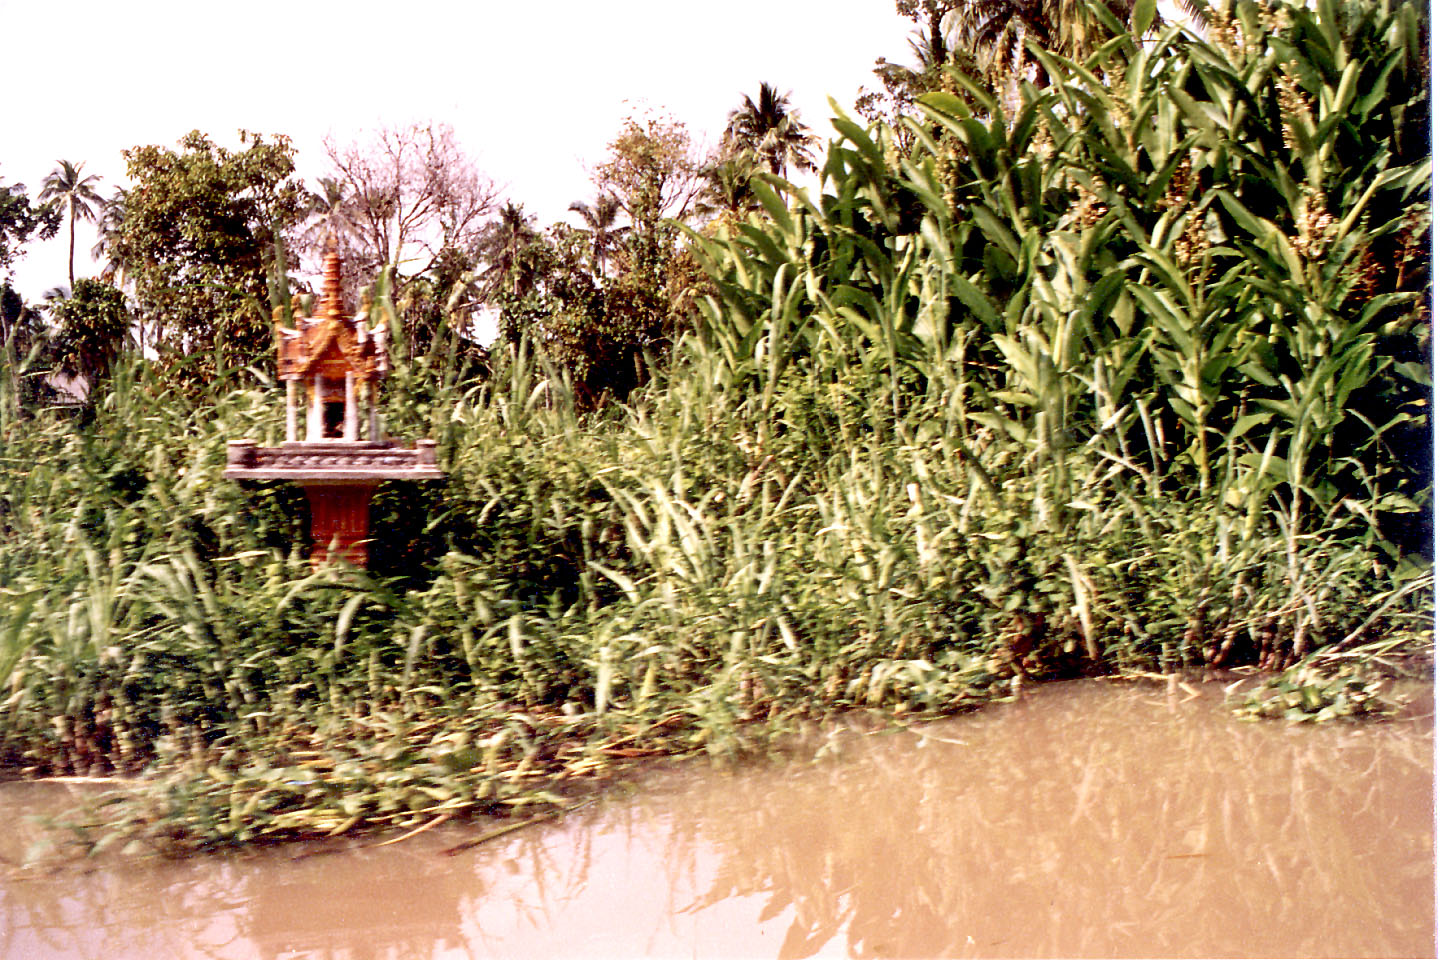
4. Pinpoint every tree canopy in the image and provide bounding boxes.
[0,174,59,281]
[47,277,131,382]
[112,130,305,373]
[39,160,104,289]
[722,83,818,180]
[320,122,498,293]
